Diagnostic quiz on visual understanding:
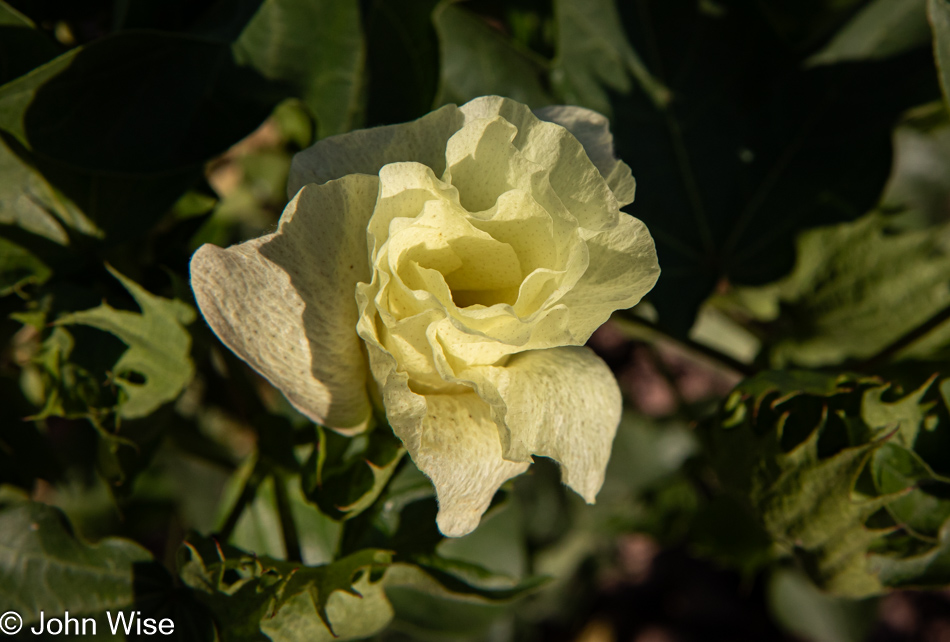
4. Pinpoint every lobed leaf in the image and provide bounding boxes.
[56,266,195,419]
[703,370,950,596]
[551,0,670,116]
[180,535,393,641]
[726,212,950,368]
